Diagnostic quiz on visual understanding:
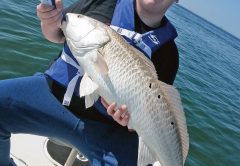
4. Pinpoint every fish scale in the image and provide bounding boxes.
[61,13,189,166]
